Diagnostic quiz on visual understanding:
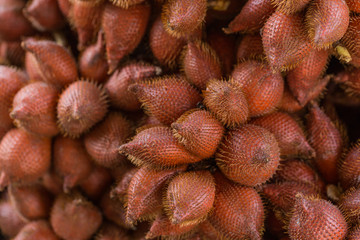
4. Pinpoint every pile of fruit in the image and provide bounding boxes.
[1,0,360,239]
